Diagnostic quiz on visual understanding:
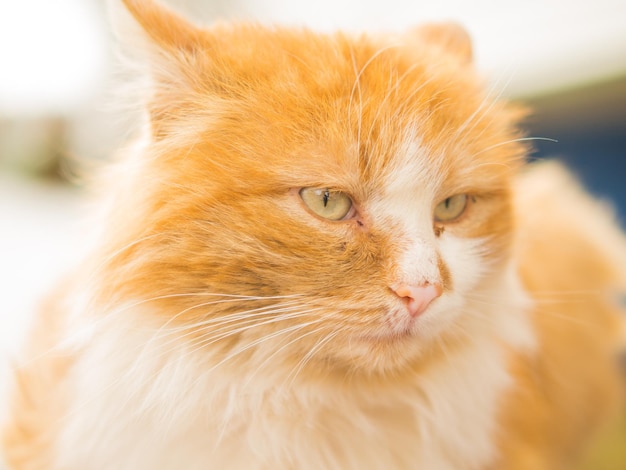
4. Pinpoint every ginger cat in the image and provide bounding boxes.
[2,0,625,468]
